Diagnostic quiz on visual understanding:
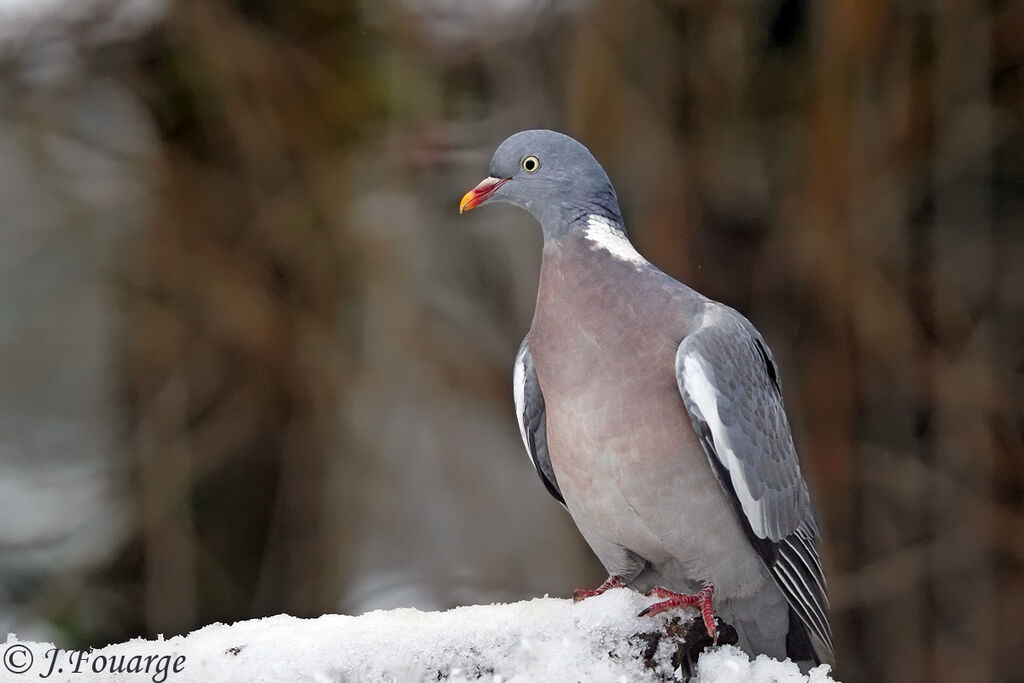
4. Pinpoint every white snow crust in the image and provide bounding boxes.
[3,589,835,682]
